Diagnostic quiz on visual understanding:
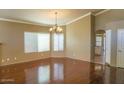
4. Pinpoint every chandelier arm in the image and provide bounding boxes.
[55,12,57,26]
[49,12,63,33]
